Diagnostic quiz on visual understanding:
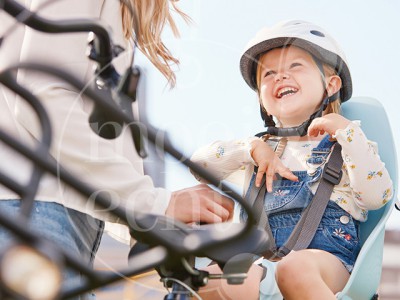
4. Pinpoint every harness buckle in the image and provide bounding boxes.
[263,247,289,261]
[322,164,342,185]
